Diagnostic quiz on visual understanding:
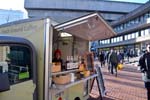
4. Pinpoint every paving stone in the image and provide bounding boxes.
[88,62,147,100]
